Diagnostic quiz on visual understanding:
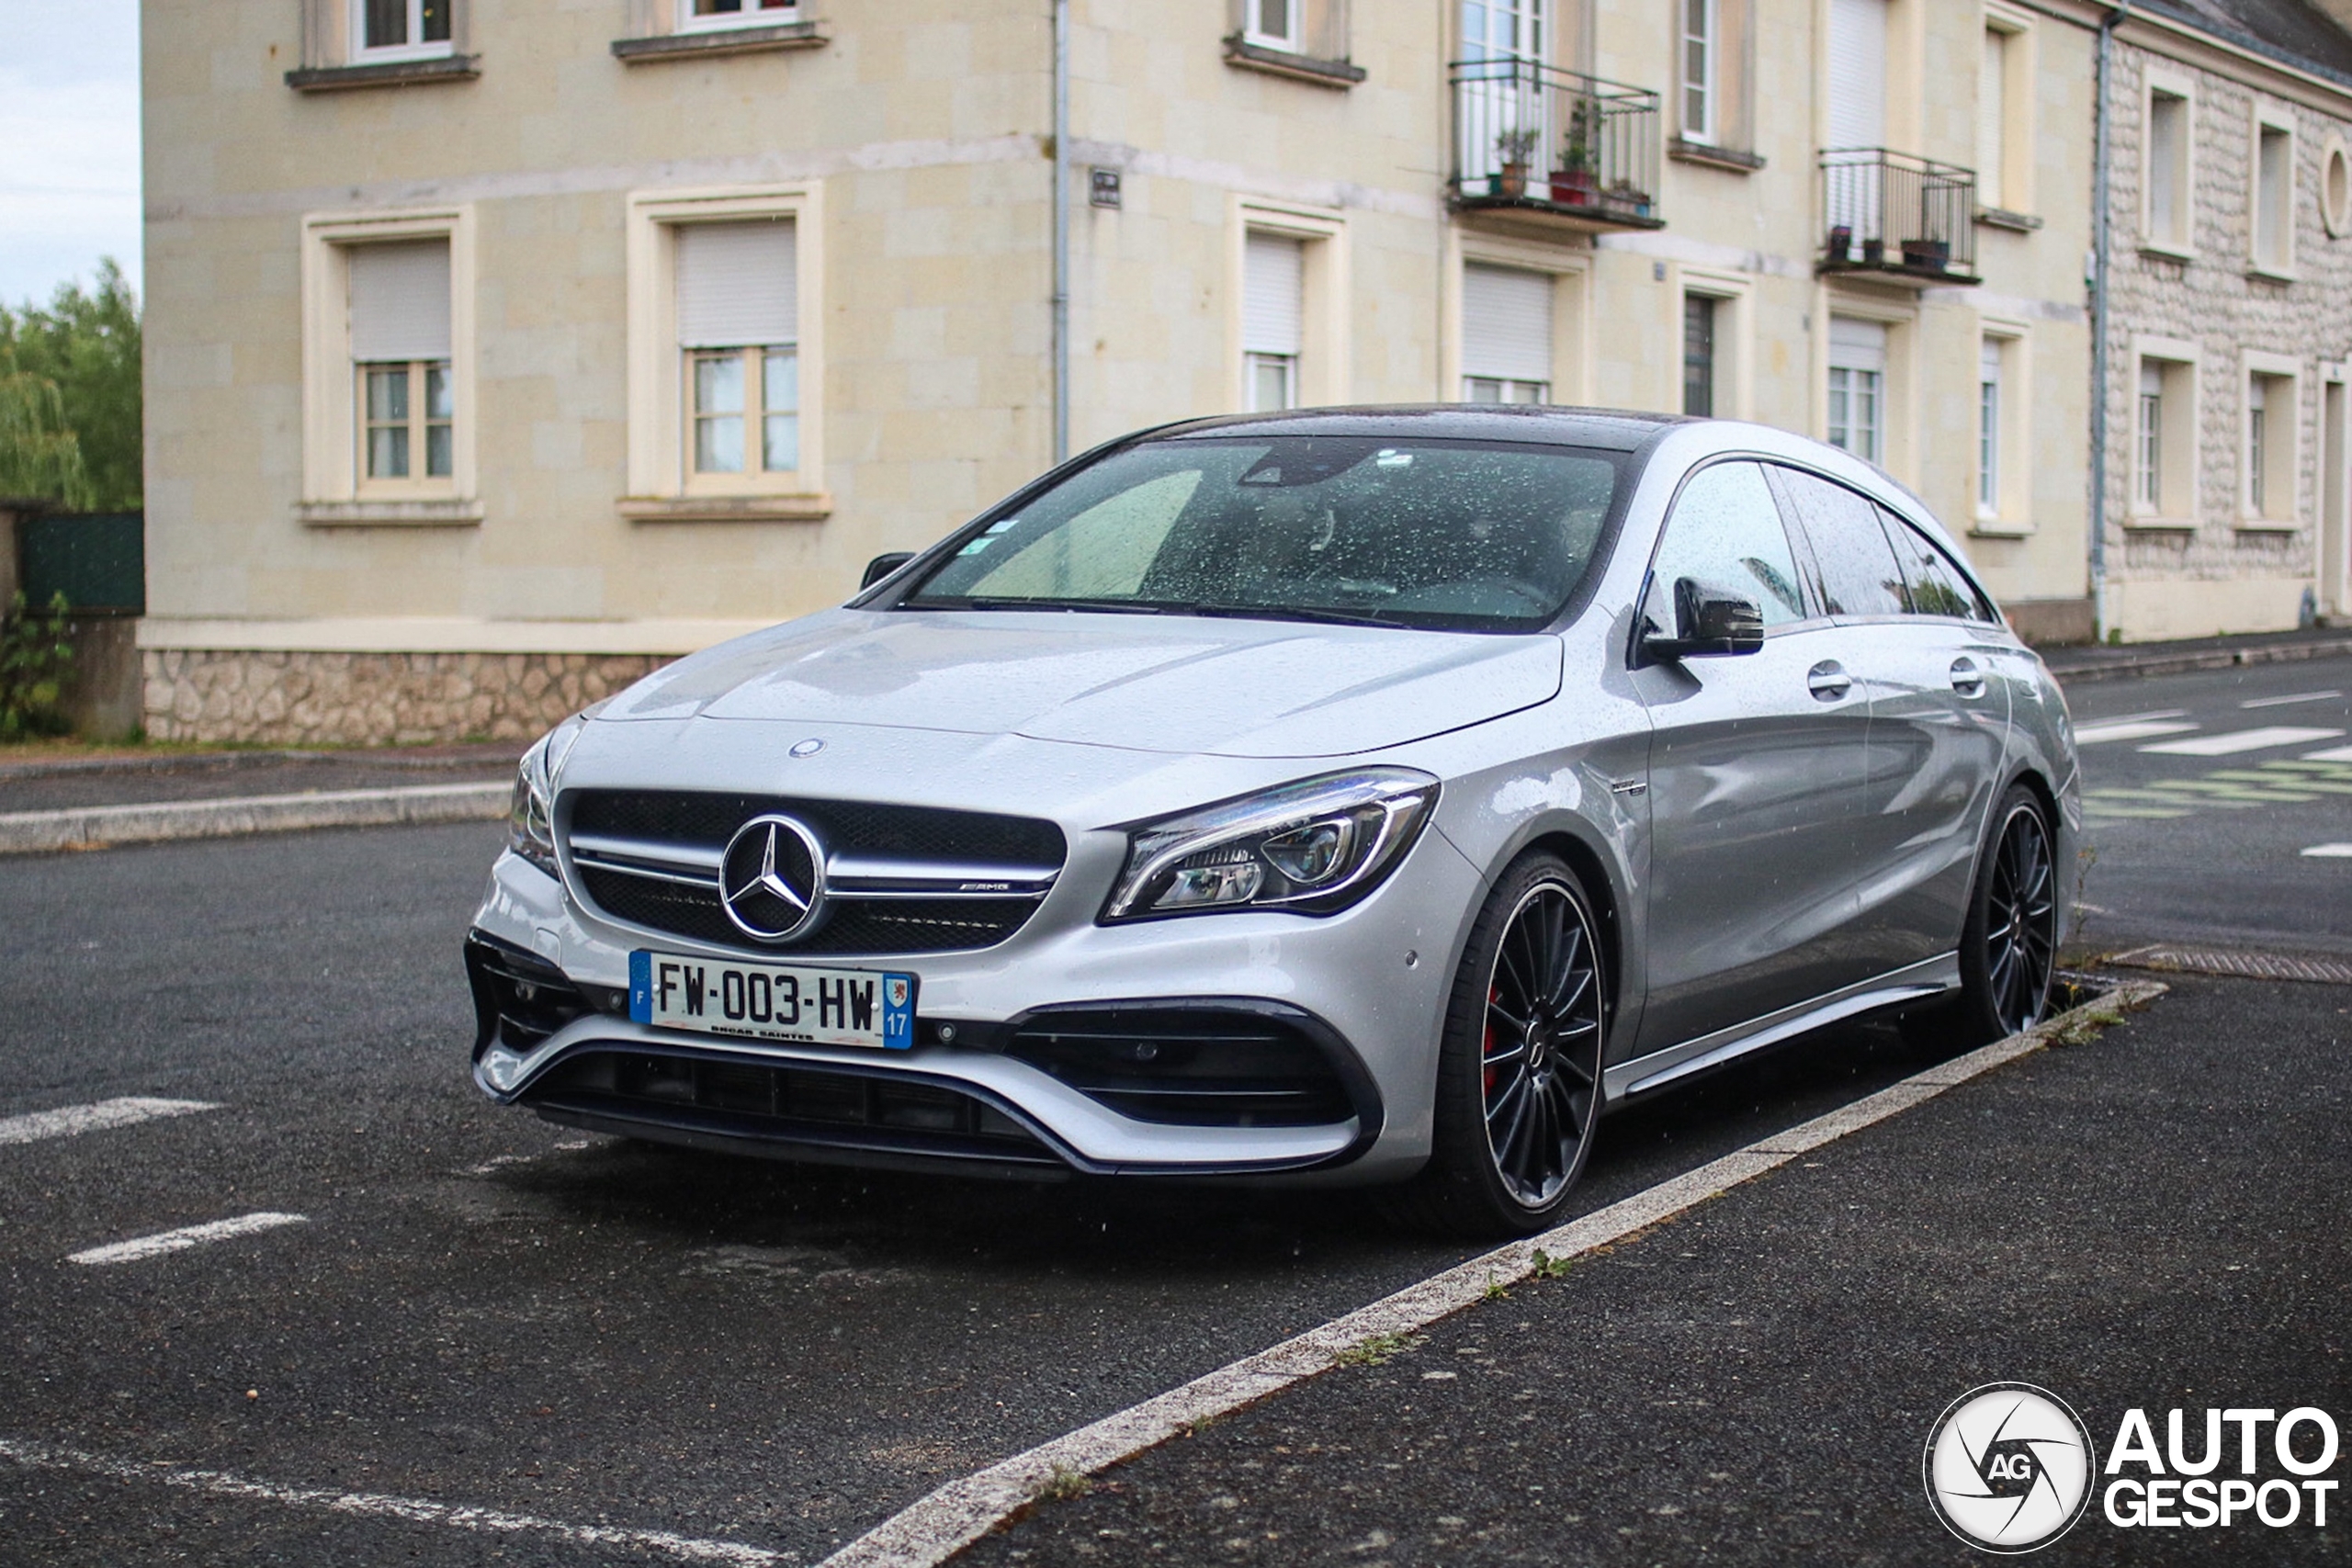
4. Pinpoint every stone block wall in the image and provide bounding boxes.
[2098,42,2352,637]
[141,649,668,746]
